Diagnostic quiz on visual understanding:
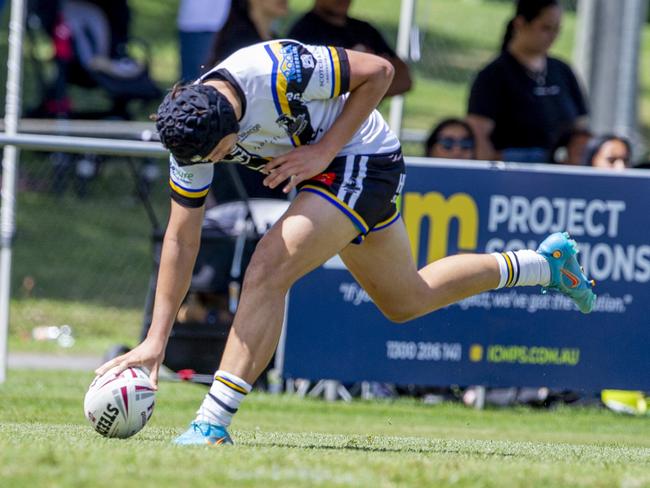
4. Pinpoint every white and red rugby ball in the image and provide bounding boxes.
[84,366,156,439]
